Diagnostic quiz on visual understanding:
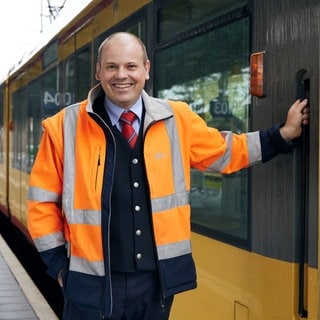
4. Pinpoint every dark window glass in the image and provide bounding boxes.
[63,57,76,106]
[27,79,42,172]
[42,67,61,118]
[76,47,91,101]
[126,21,146,41]
[155,16,250,244]
[12,88,28,171]
[158,0,247,41]
[43,41,58,68]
